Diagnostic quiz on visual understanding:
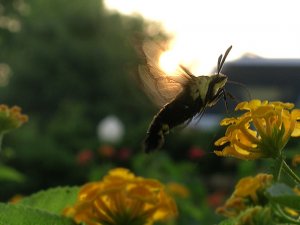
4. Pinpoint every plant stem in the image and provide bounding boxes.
[282,160,300,184]
[274,156,284,182]
[0,134,3,153]
[273,203,300,224]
